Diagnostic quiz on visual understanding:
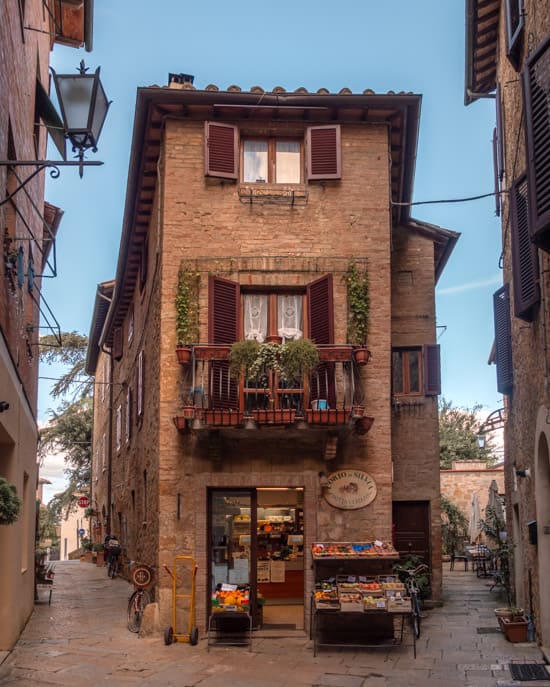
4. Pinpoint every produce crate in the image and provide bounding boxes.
[363,596,388,611]
[315,600,340,610]
[387,596,412,613]
[339,593,364,612]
